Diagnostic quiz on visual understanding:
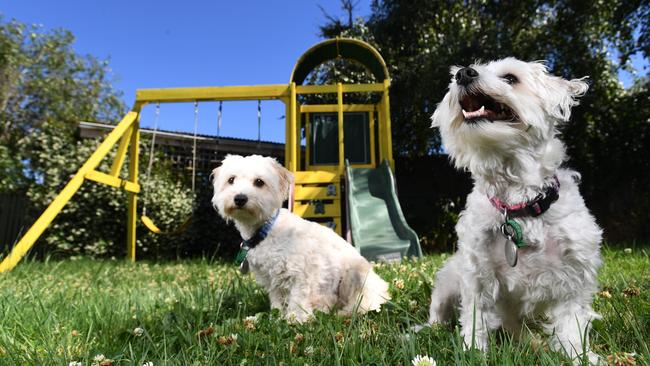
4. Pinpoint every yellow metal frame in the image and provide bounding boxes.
[0,38,395,272]
[0,112,140,272]
[302,104,376,172]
